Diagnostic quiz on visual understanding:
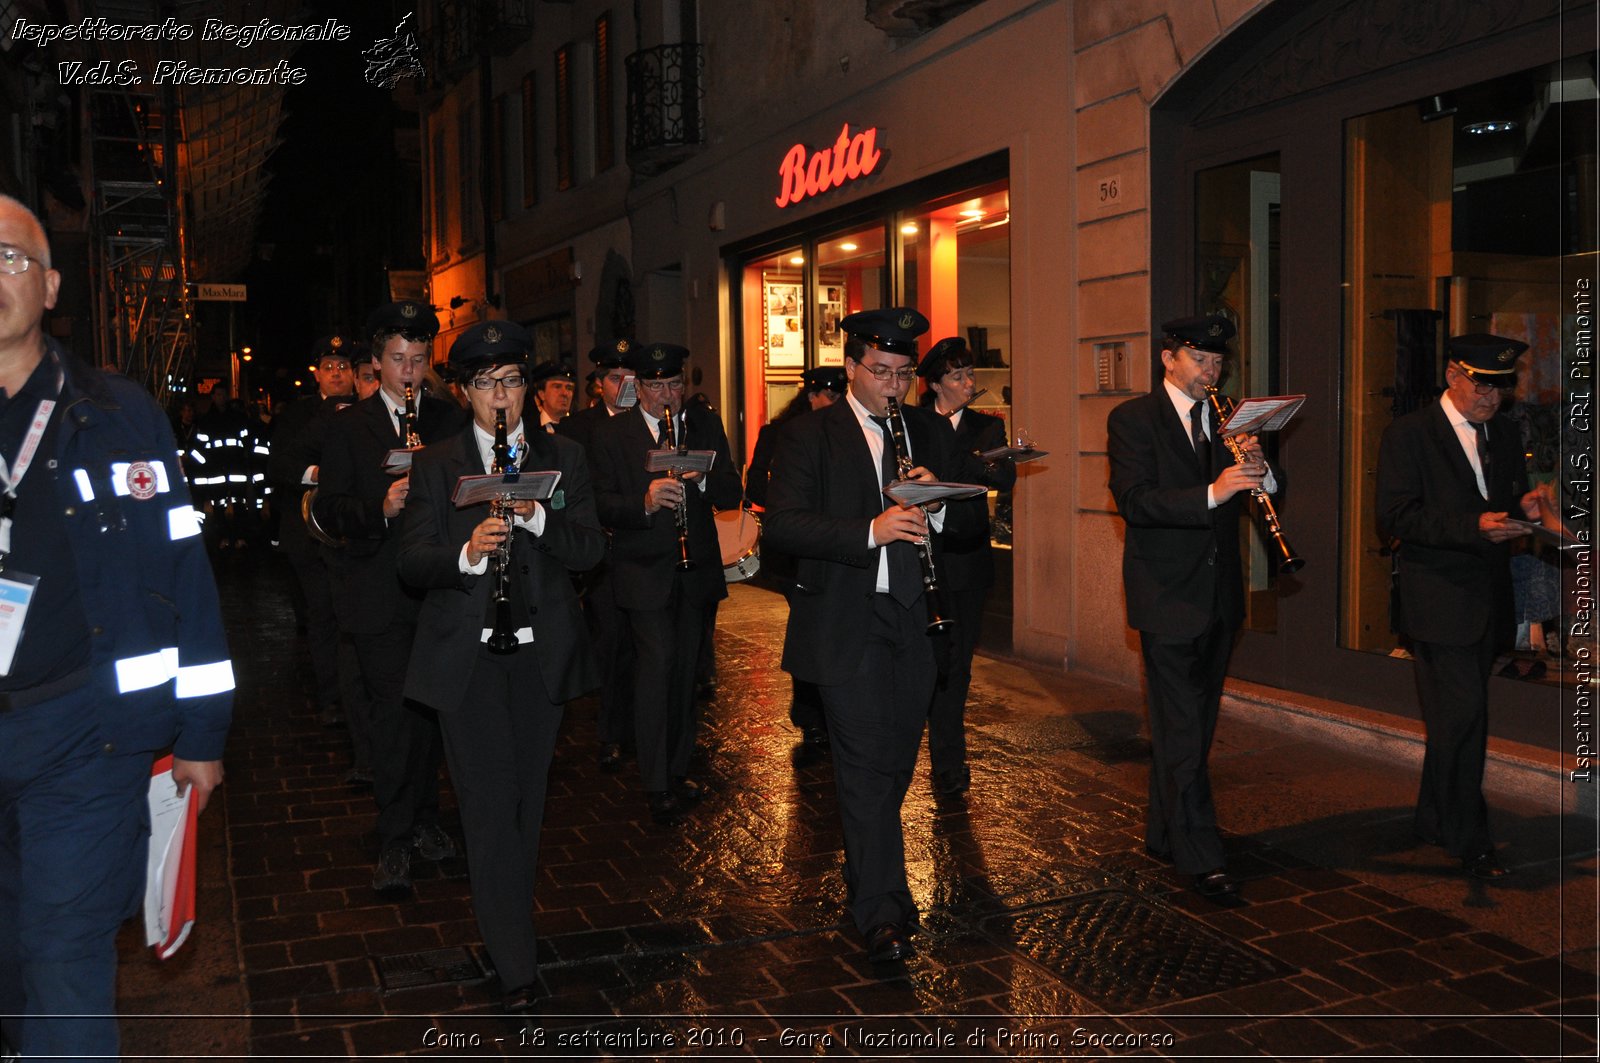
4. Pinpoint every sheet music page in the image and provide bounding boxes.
[1220,395,1306,435]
